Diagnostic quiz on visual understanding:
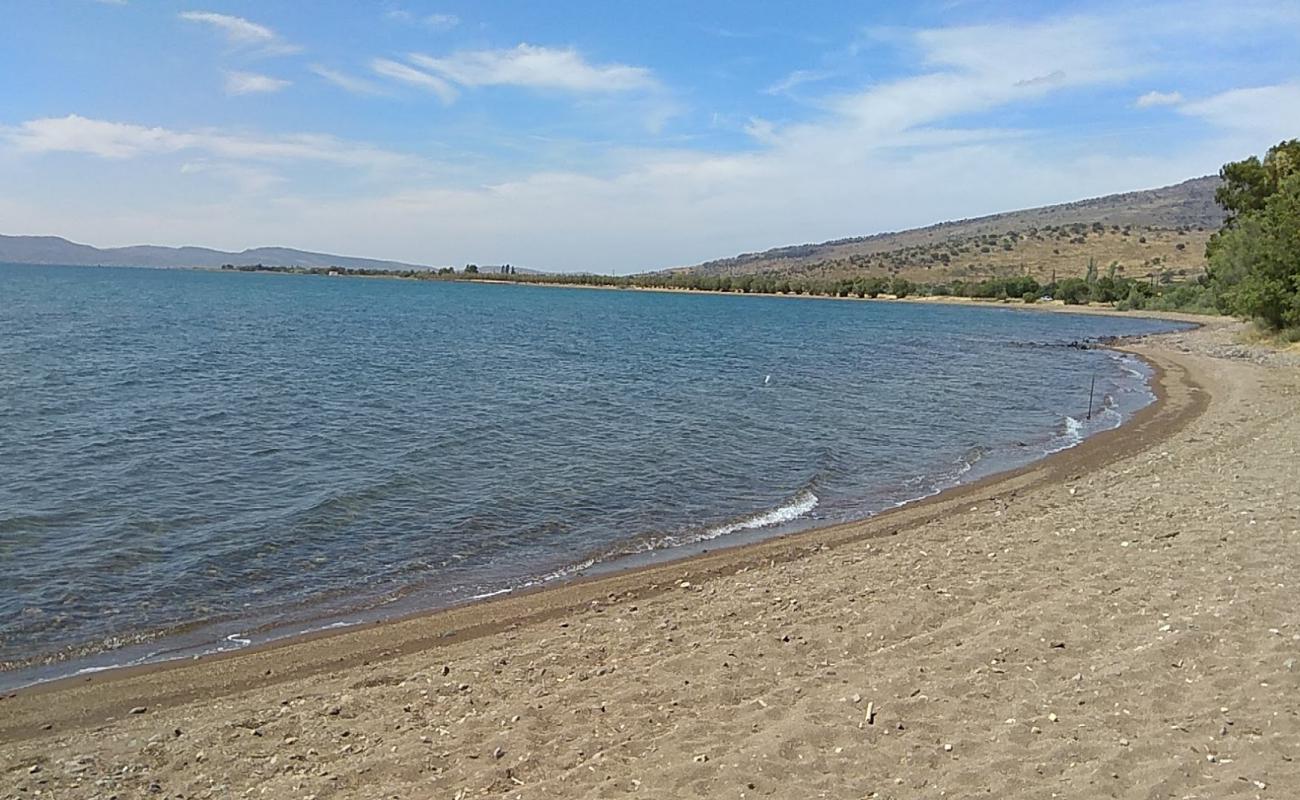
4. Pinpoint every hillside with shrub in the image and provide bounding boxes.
[682,177,1222,287]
